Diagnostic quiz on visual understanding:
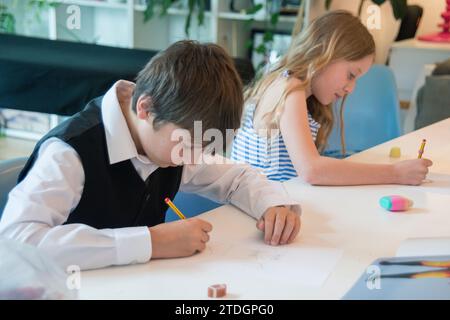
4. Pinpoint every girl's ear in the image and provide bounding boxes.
[135,95,153,120]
